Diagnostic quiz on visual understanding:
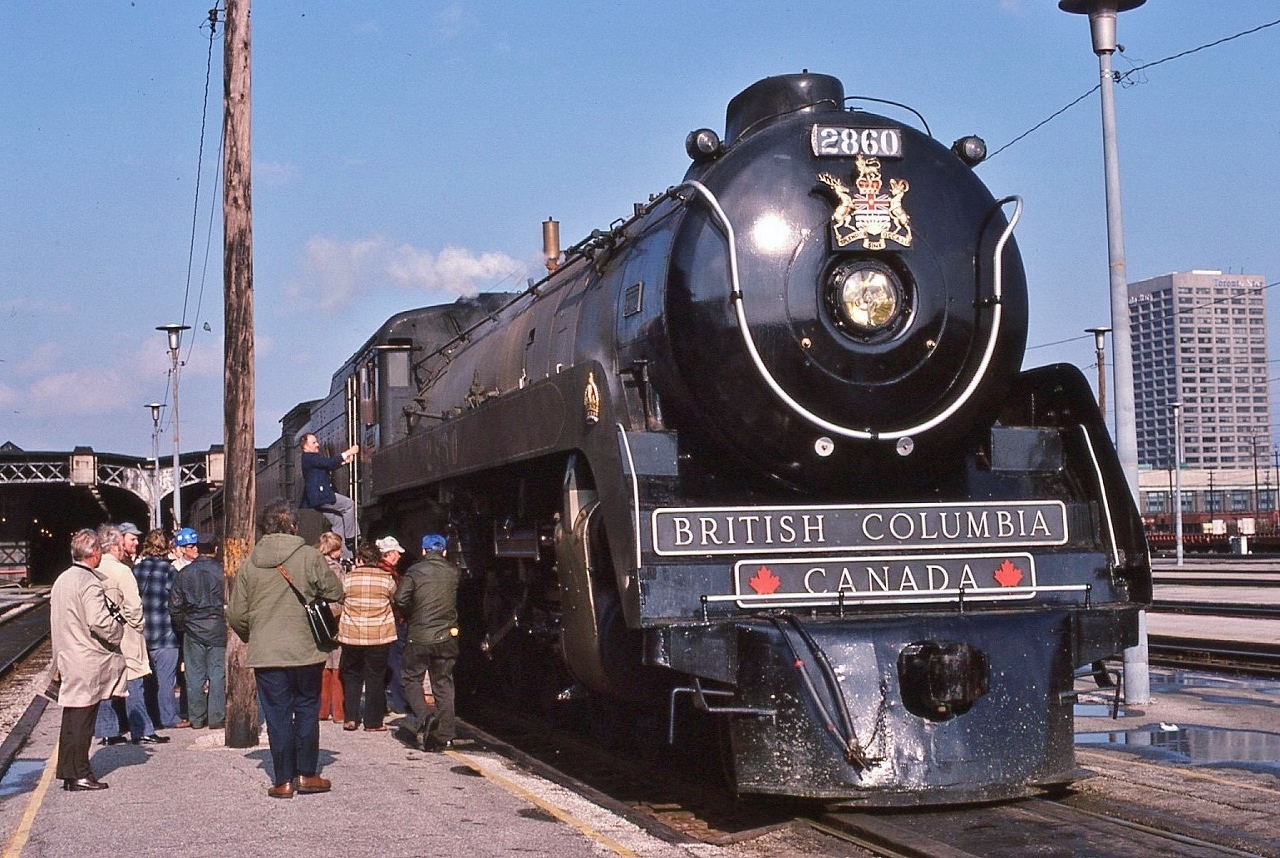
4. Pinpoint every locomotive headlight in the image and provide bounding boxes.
[826,259,903,335]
